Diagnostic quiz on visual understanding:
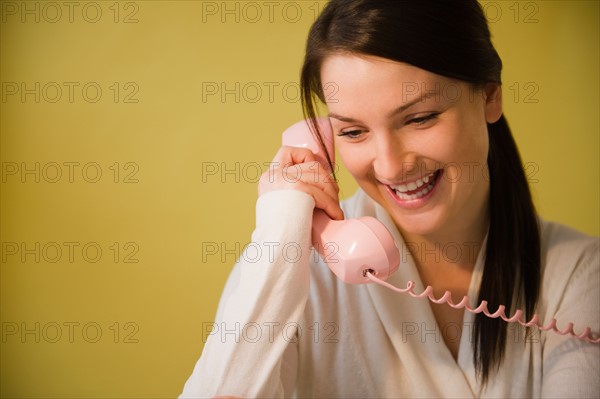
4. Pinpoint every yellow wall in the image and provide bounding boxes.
[0,1,597,397]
